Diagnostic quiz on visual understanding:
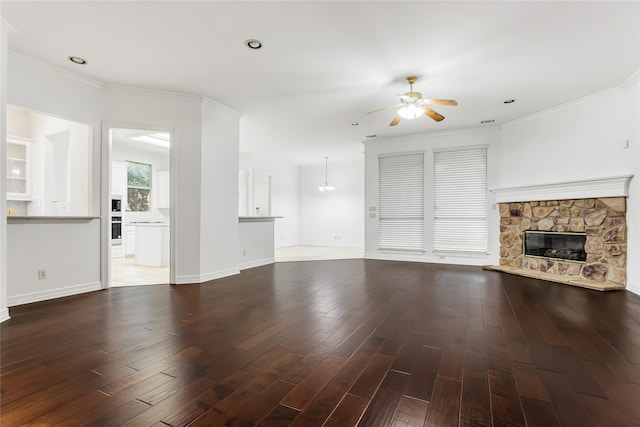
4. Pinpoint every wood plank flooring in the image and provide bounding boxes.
[2,259,640,426]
